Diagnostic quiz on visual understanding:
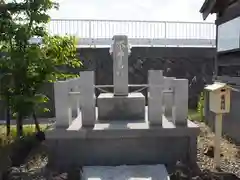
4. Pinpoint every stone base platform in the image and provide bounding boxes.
[82,164,169,180]
[46,107,199,170]
[97,92,145,121]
